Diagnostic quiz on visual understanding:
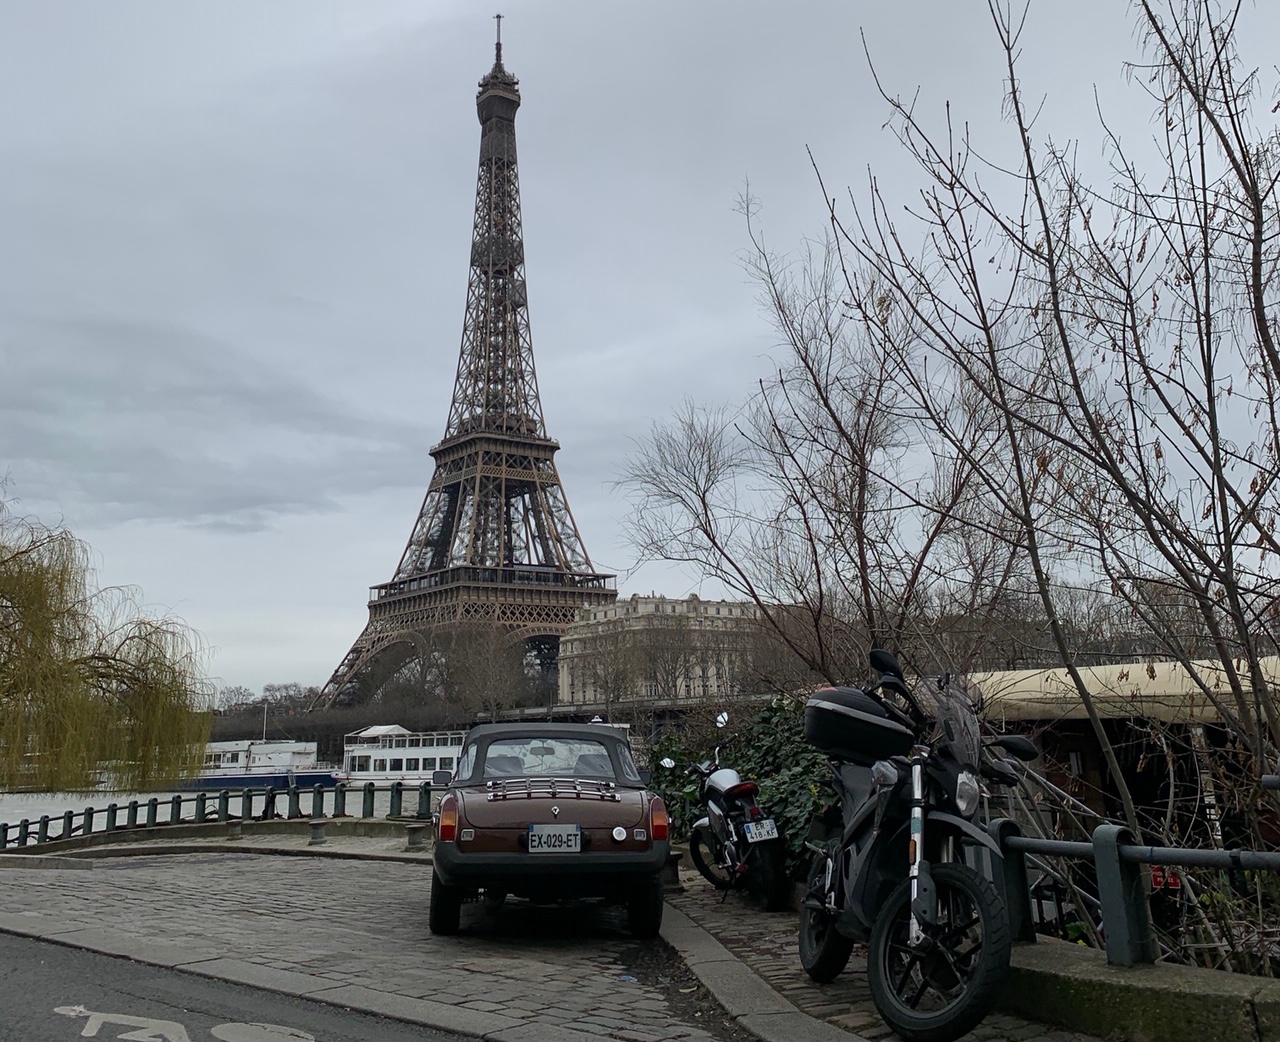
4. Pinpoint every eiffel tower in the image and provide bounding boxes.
[312,22,616,710]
